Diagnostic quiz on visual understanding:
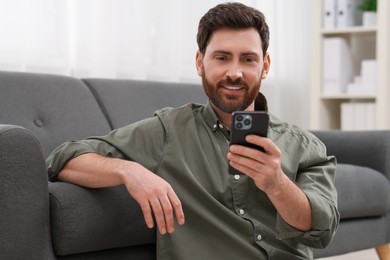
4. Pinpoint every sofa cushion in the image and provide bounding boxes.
[49,182,155,256]
[0,71,111,157]
[335,163,390,219]
[83,78,207,129]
